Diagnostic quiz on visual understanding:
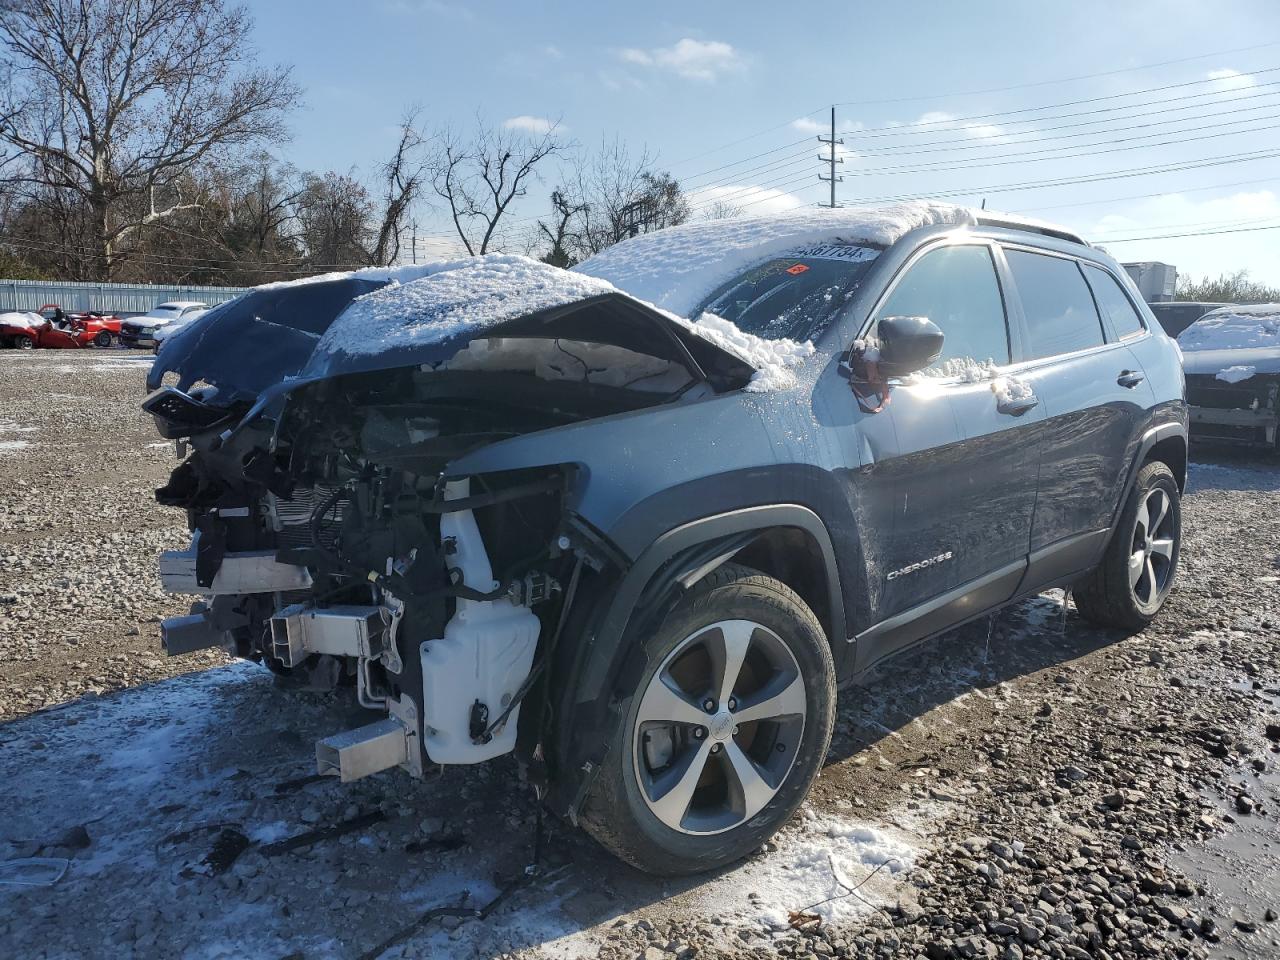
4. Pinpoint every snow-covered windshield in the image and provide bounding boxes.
[1177,304,1280,352]
[694,243,881,342]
